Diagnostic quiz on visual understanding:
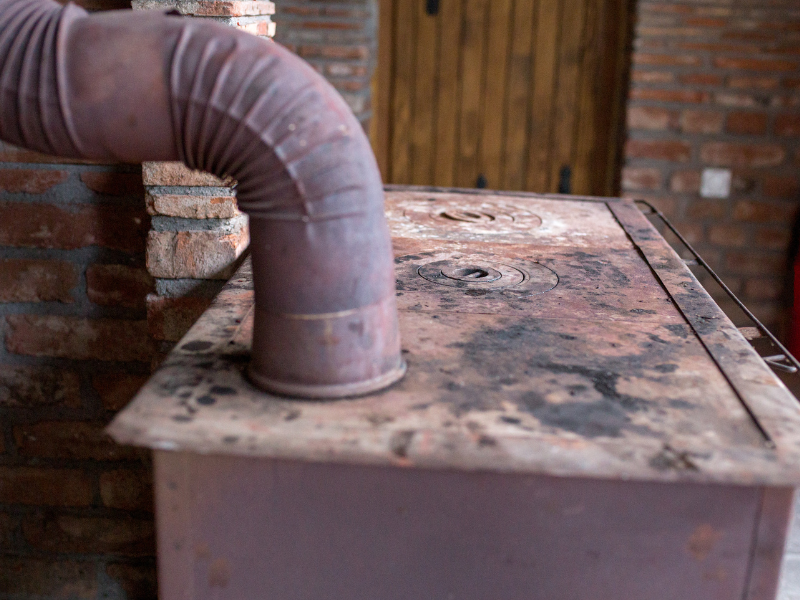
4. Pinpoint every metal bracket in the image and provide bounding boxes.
[635,199,800,377]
